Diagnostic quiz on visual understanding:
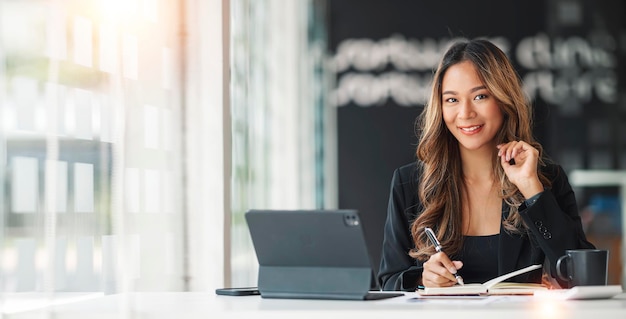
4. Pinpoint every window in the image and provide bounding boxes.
[0,0,331,314]
[229,0,332,286]
[1,0,185,311]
